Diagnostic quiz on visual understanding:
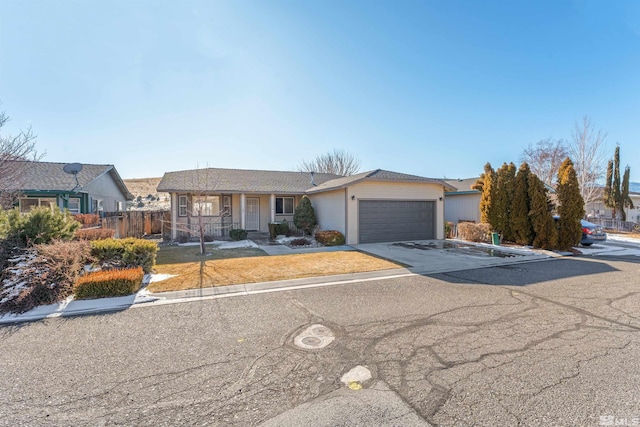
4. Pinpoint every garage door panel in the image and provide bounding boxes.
[358,200,435,244]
